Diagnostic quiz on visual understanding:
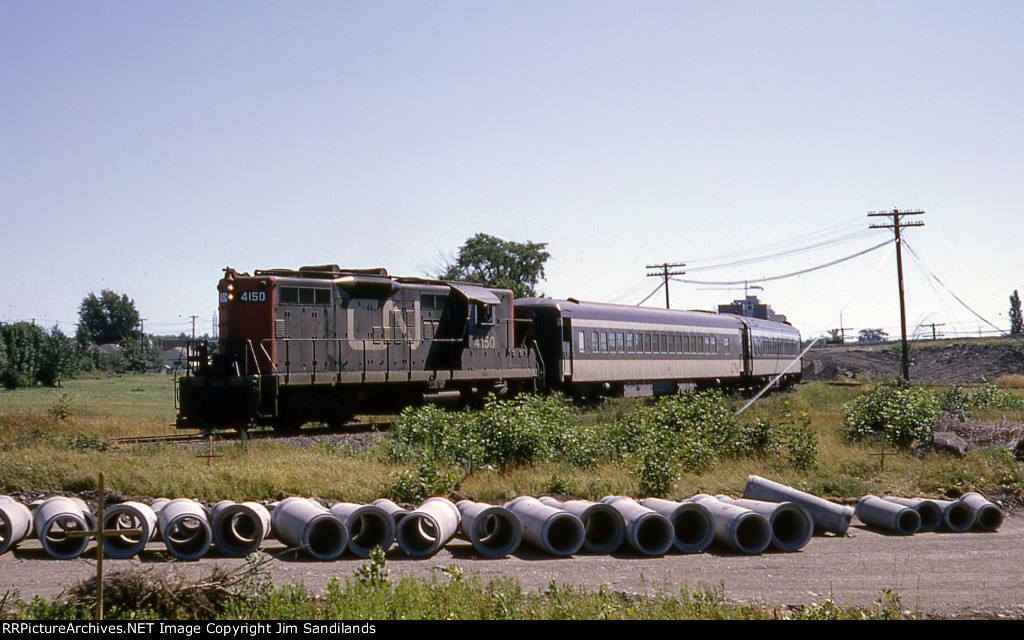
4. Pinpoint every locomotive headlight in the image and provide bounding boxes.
[226,283,234,292]
[227,293,234,301]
